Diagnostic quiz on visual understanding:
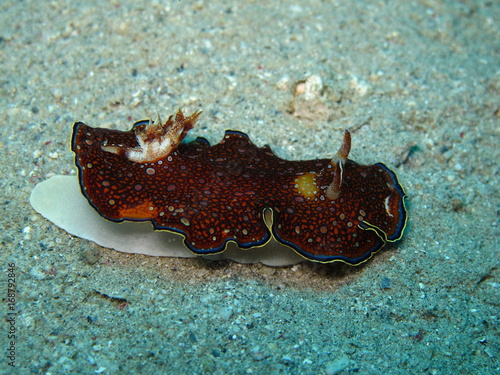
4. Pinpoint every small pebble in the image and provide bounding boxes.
[325,354,349,375]
[83,247,100,265]
[380,276,391,289]
[219,307,233,321]
[250,346,270,361]
[29,267,46,280]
